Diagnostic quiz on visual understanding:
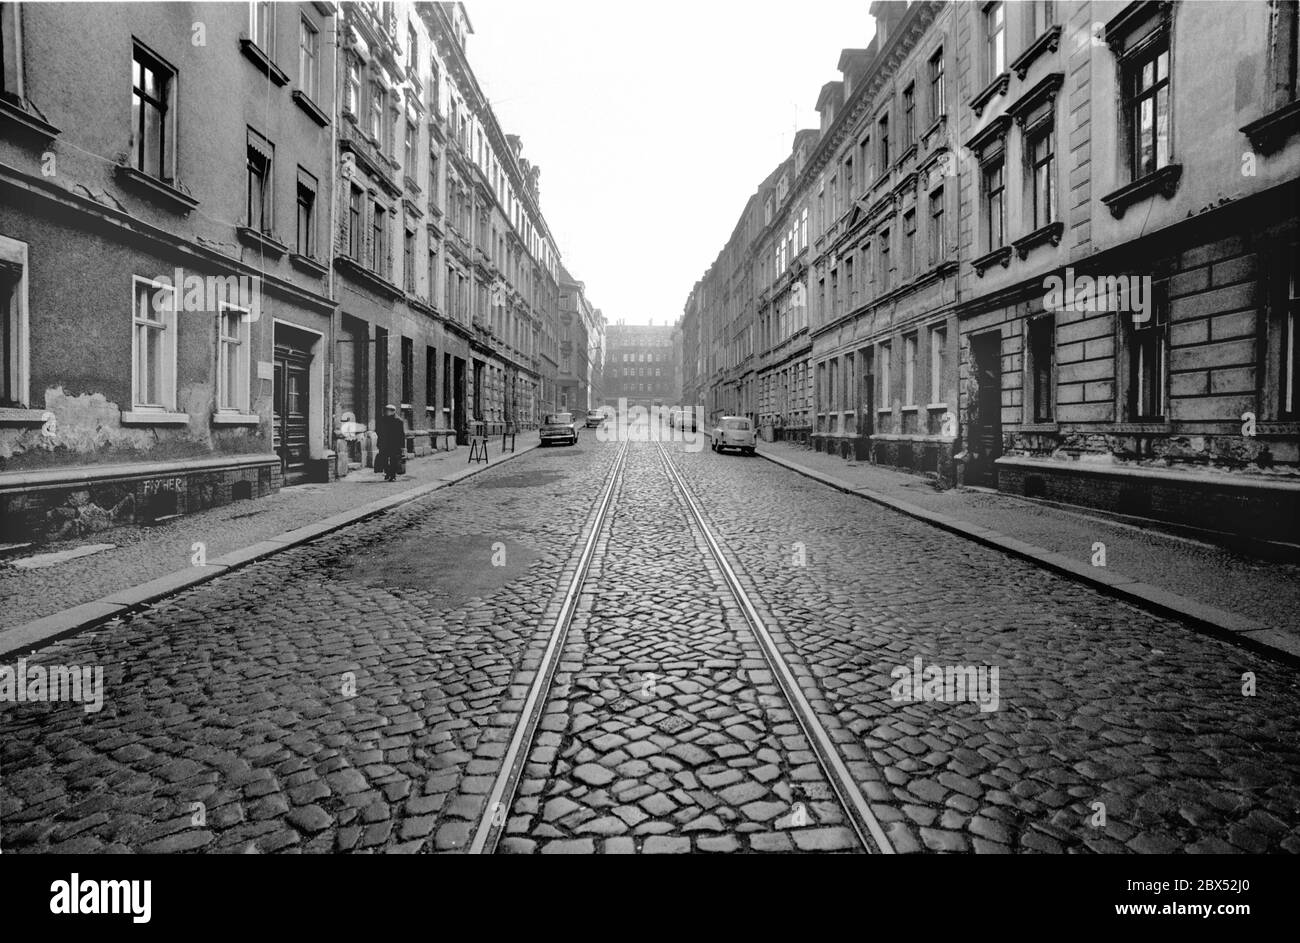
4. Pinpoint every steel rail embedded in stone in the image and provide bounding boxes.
[655,440,896,855]
[467,440,631,854]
